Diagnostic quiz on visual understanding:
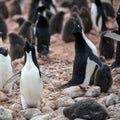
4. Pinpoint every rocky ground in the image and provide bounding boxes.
[0,0,120,120]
